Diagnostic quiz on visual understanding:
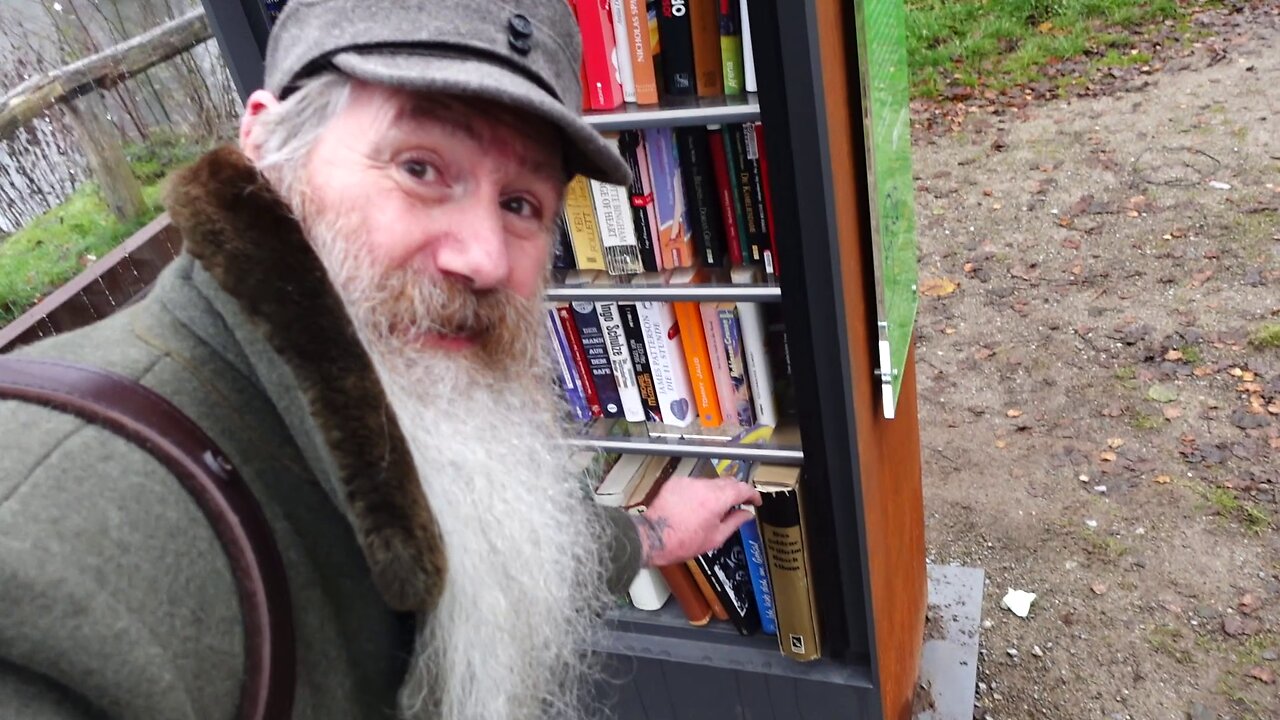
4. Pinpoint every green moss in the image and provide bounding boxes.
[1249,323,1280,350]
